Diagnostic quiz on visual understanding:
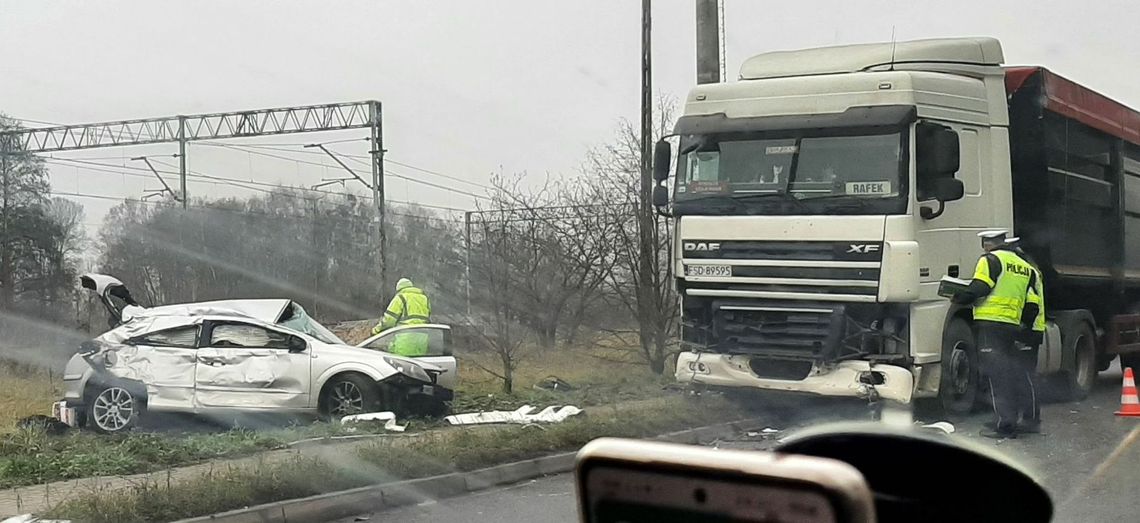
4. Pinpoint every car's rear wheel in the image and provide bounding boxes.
[321,374,382,420]
[87,384,141,433]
